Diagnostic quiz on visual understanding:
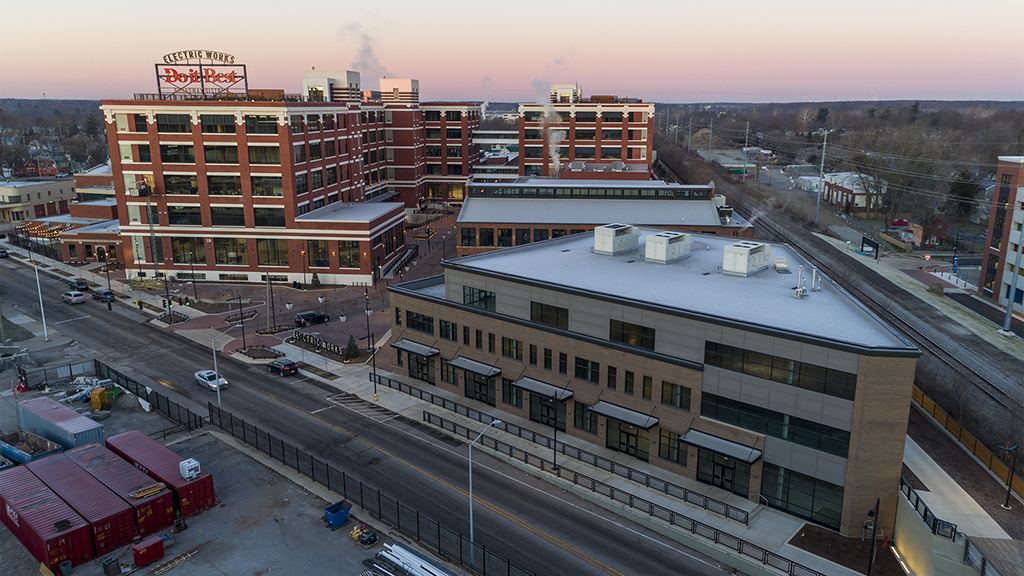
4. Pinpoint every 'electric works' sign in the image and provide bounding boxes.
[155,50,247,99]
